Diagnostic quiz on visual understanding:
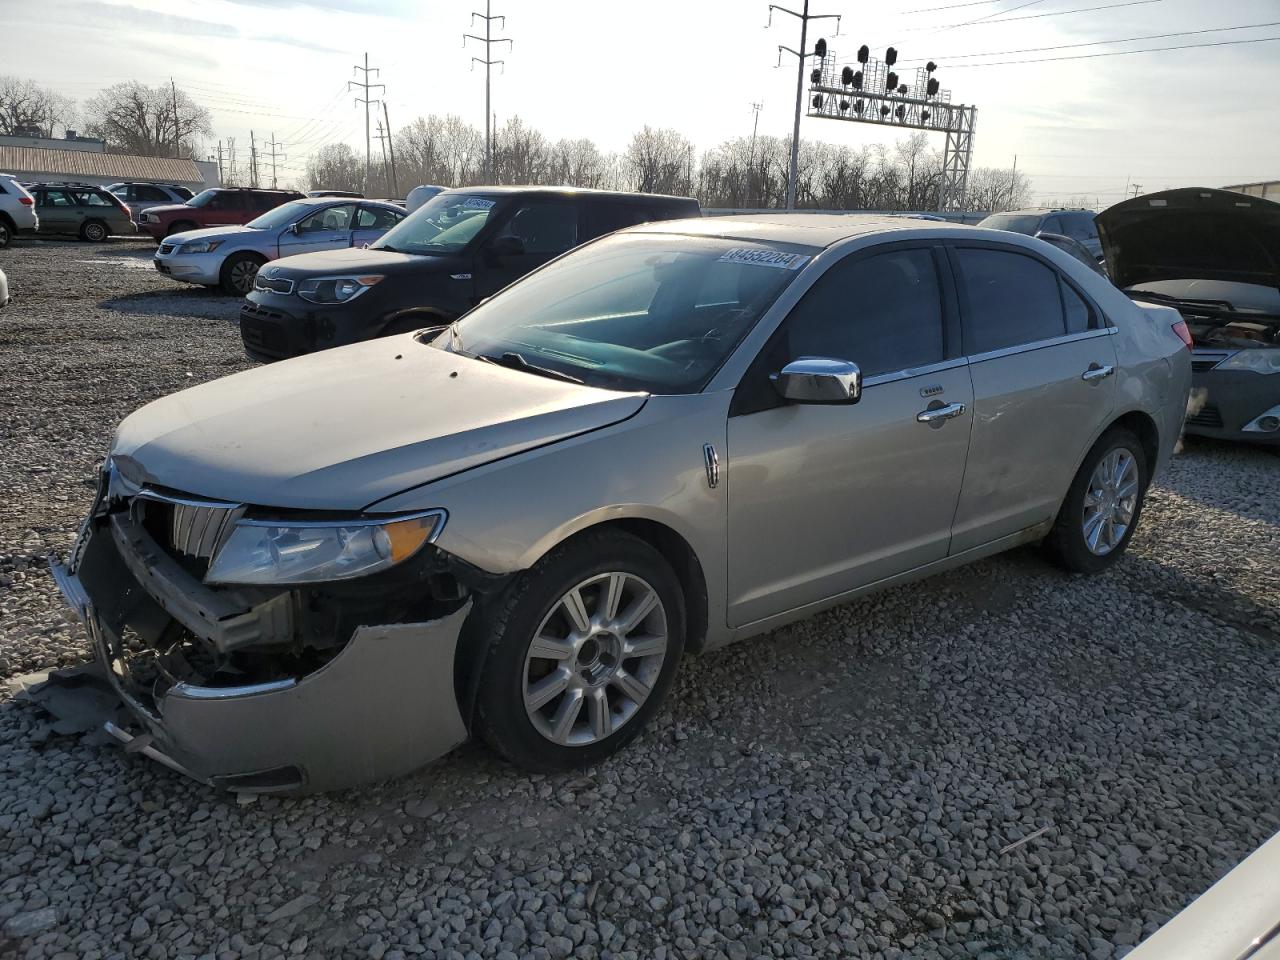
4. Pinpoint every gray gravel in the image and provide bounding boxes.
[1,237,1278,960]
